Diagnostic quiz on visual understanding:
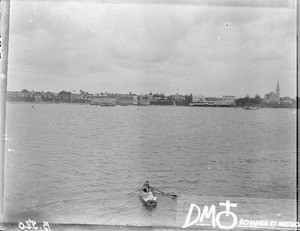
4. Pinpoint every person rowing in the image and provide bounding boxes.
[139,181,157,207]
[142,181,152,193]
[140,181,177,199]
